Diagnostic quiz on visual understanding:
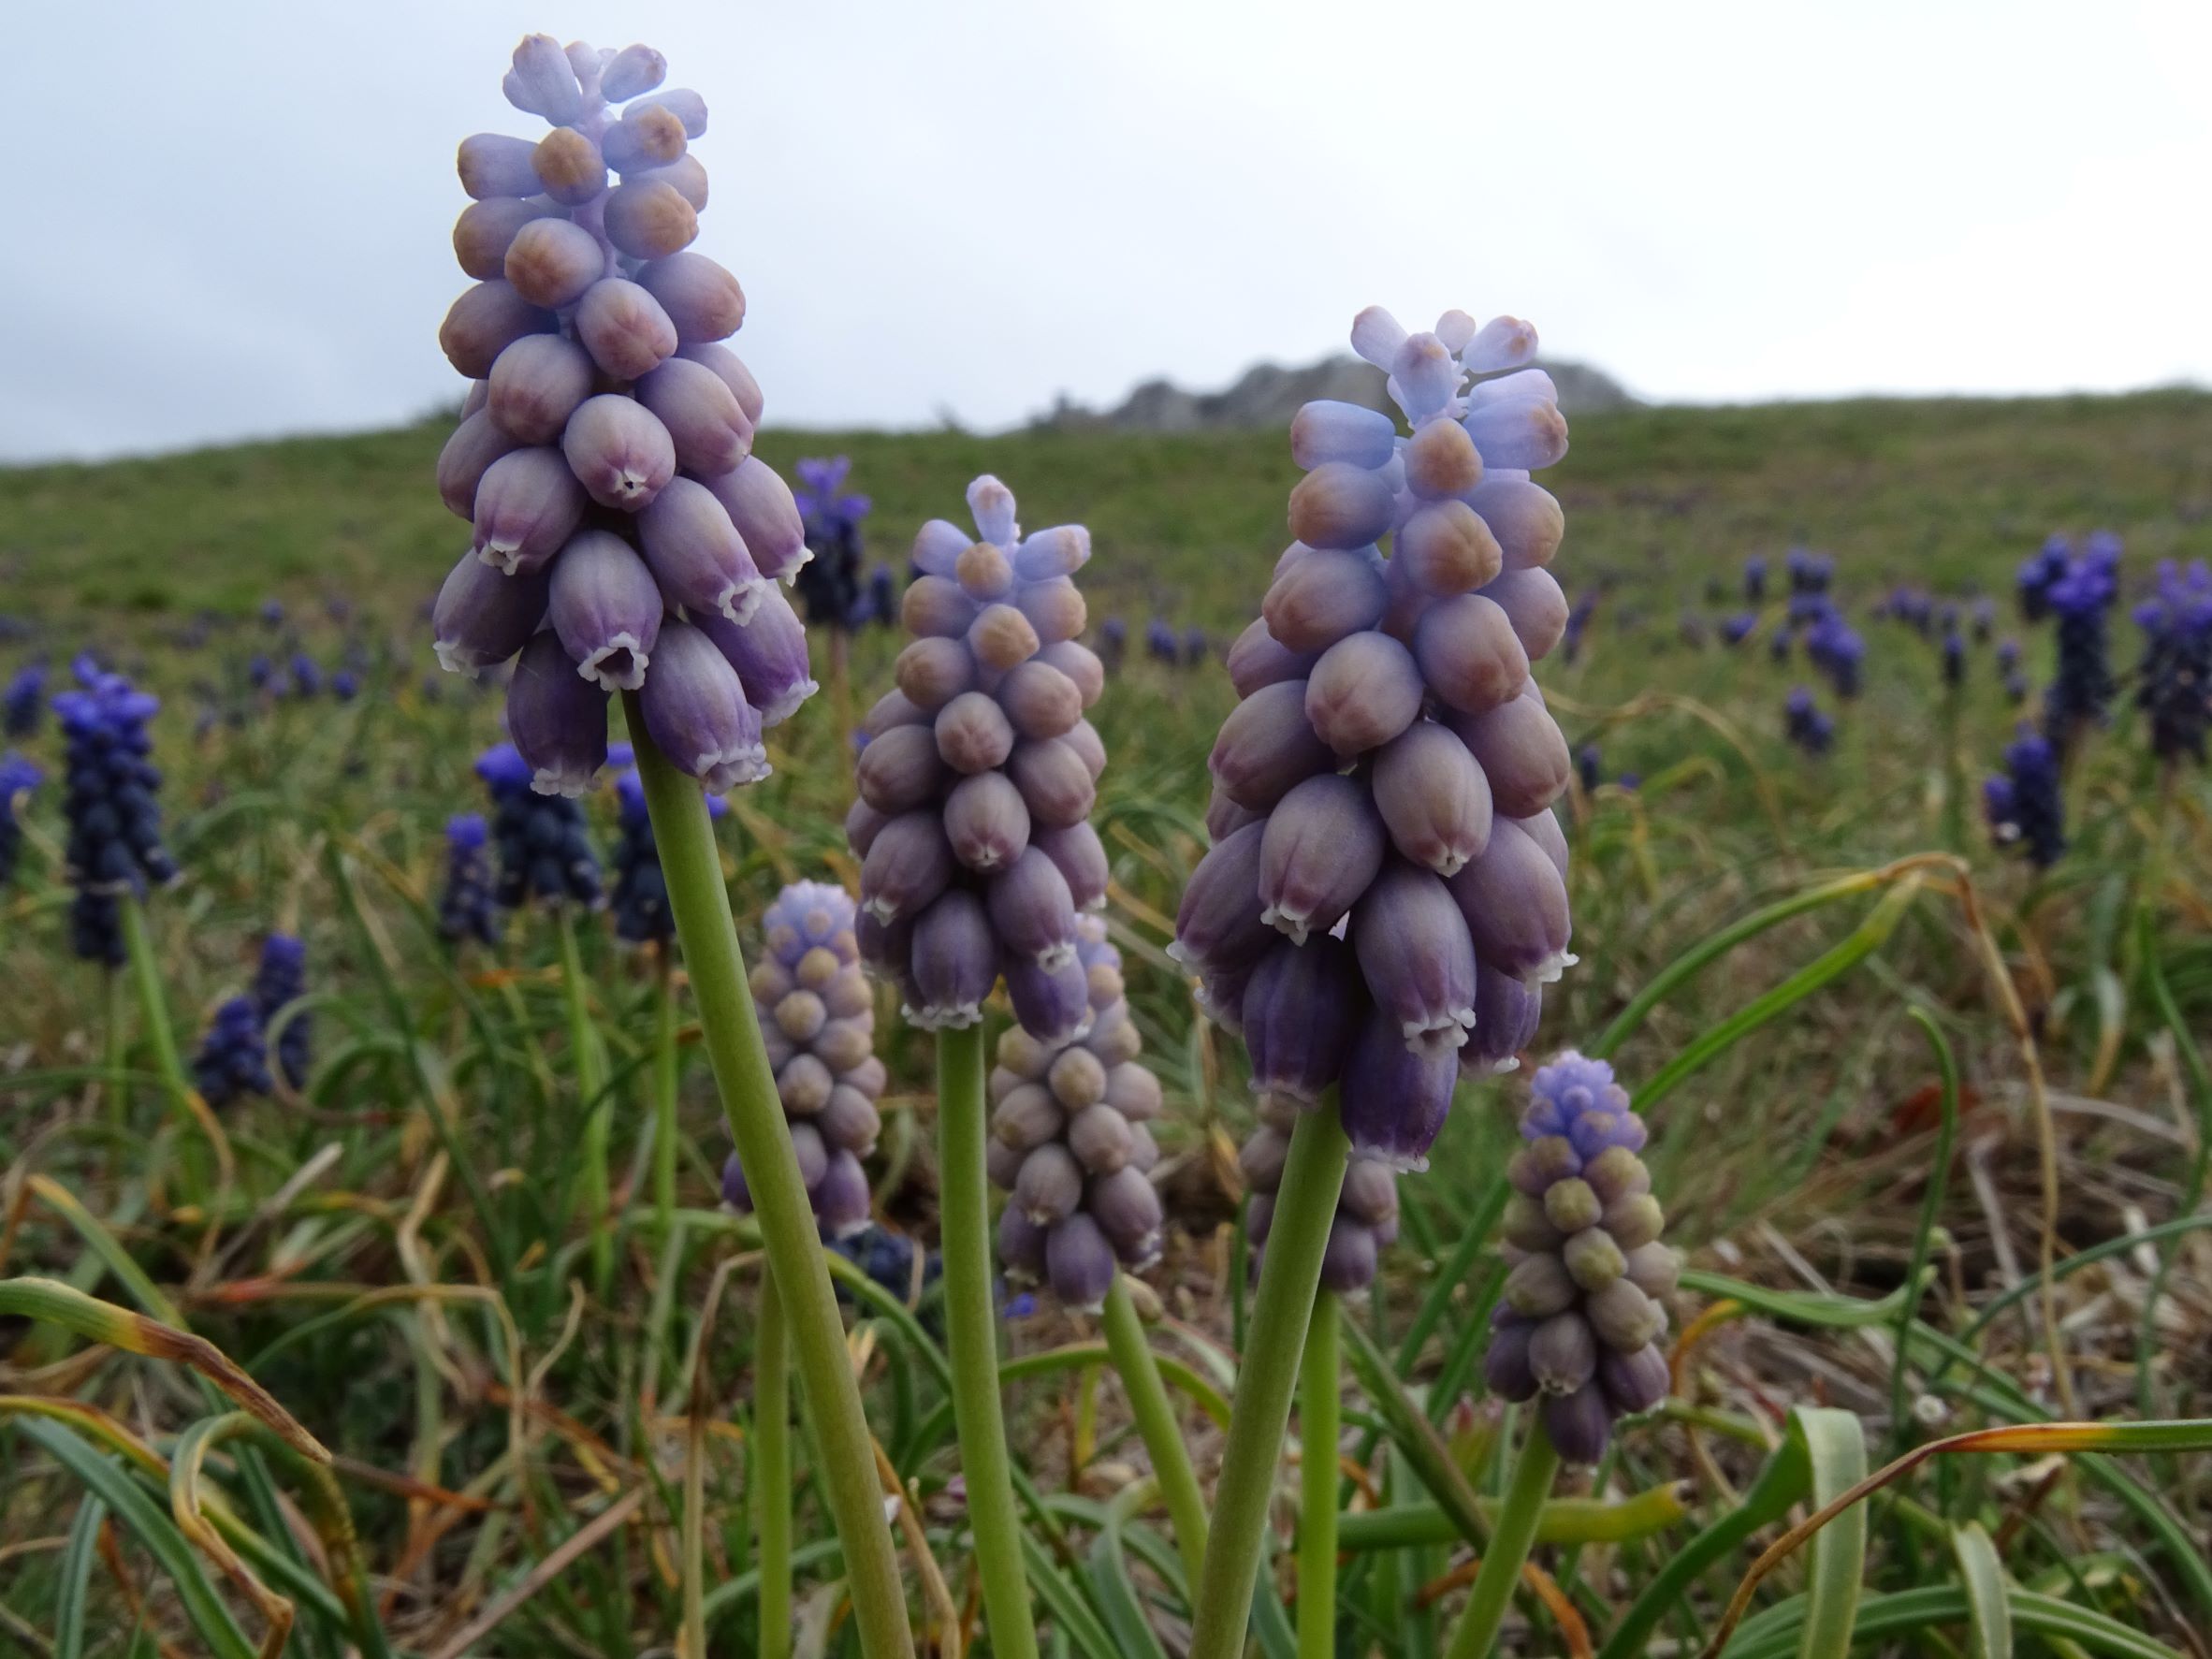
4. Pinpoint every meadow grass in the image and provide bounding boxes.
[2,388,2209,1654]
